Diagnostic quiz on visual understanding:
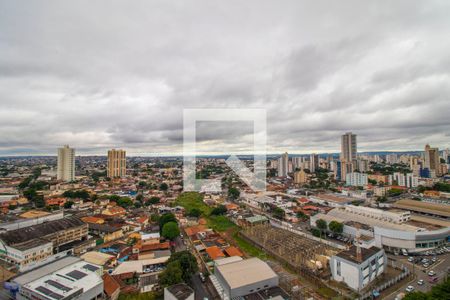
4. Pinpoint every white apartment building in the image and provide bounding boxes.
[277,152,289,177]
[57,145,75,182]
[331,246,386,291]
[345,172,368,187]
[389,172,418,188]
